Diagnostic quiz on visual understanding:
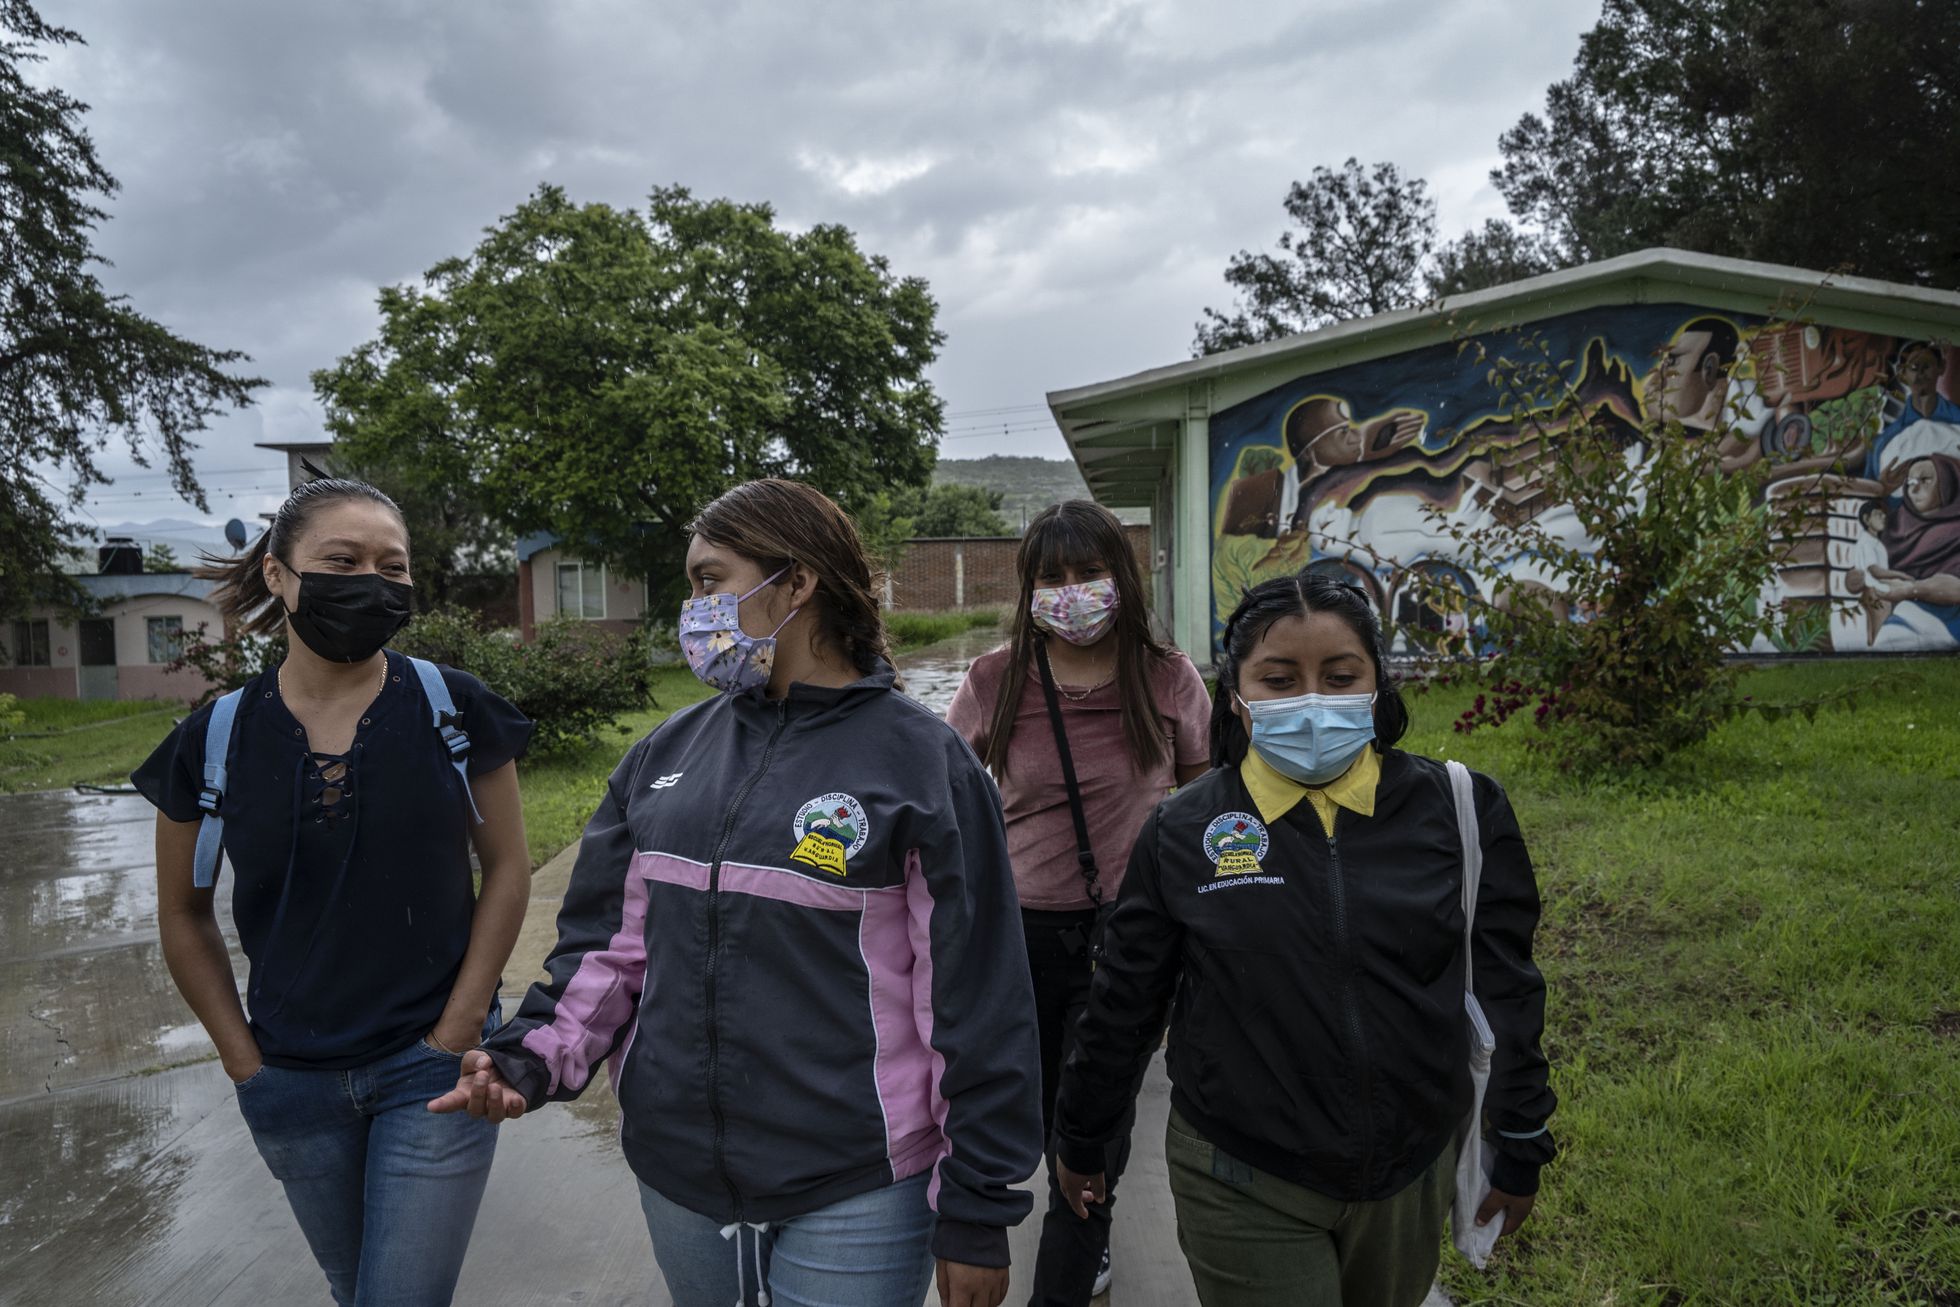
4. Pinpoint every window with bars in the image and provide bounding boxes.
[10,619,52,667]
[556,562,607,620]
[147,616,185,664]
